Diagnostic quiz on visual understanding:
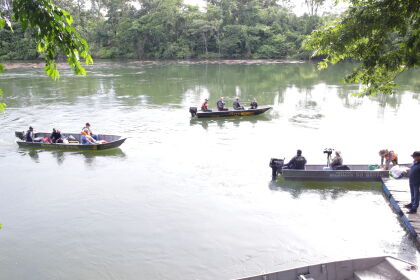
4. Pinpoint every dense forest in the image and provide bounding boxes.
[0,0,330,60]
